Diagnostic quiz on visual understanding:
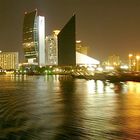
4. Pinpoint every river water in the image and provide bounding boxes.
[0,75,140,140]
